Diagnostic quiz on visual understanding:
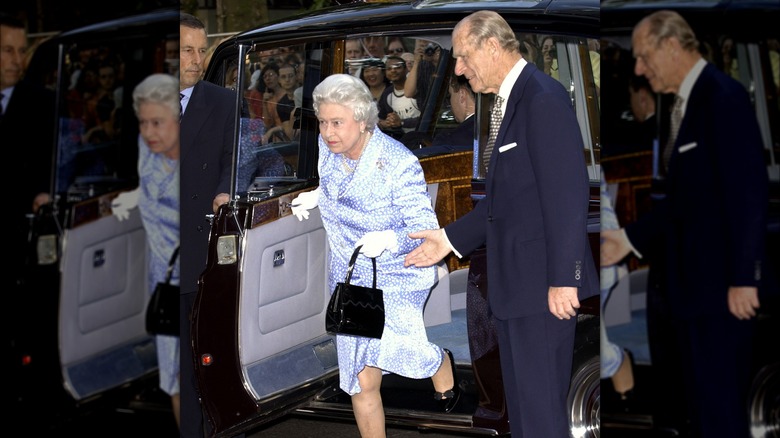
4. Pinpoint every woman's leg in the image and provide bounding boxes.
[430,348,454,394]
[171,393,181,428]
[352,366,385,438]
